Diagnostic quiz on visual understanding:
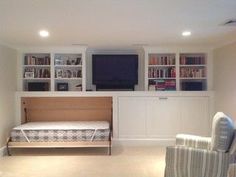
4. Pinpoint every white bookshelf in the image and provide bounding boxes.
[54,53,83,91]
[19,47,87,92]
[144,47,210,91]
[147,53,176,91]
